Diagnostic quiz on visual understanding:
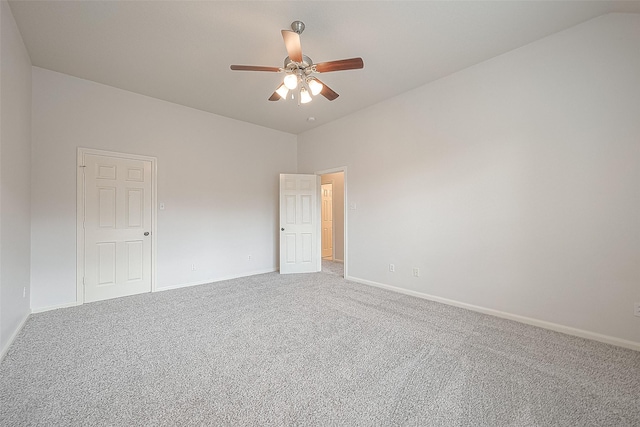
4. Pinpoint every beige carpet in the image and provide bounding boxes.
[1,271,639,426]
